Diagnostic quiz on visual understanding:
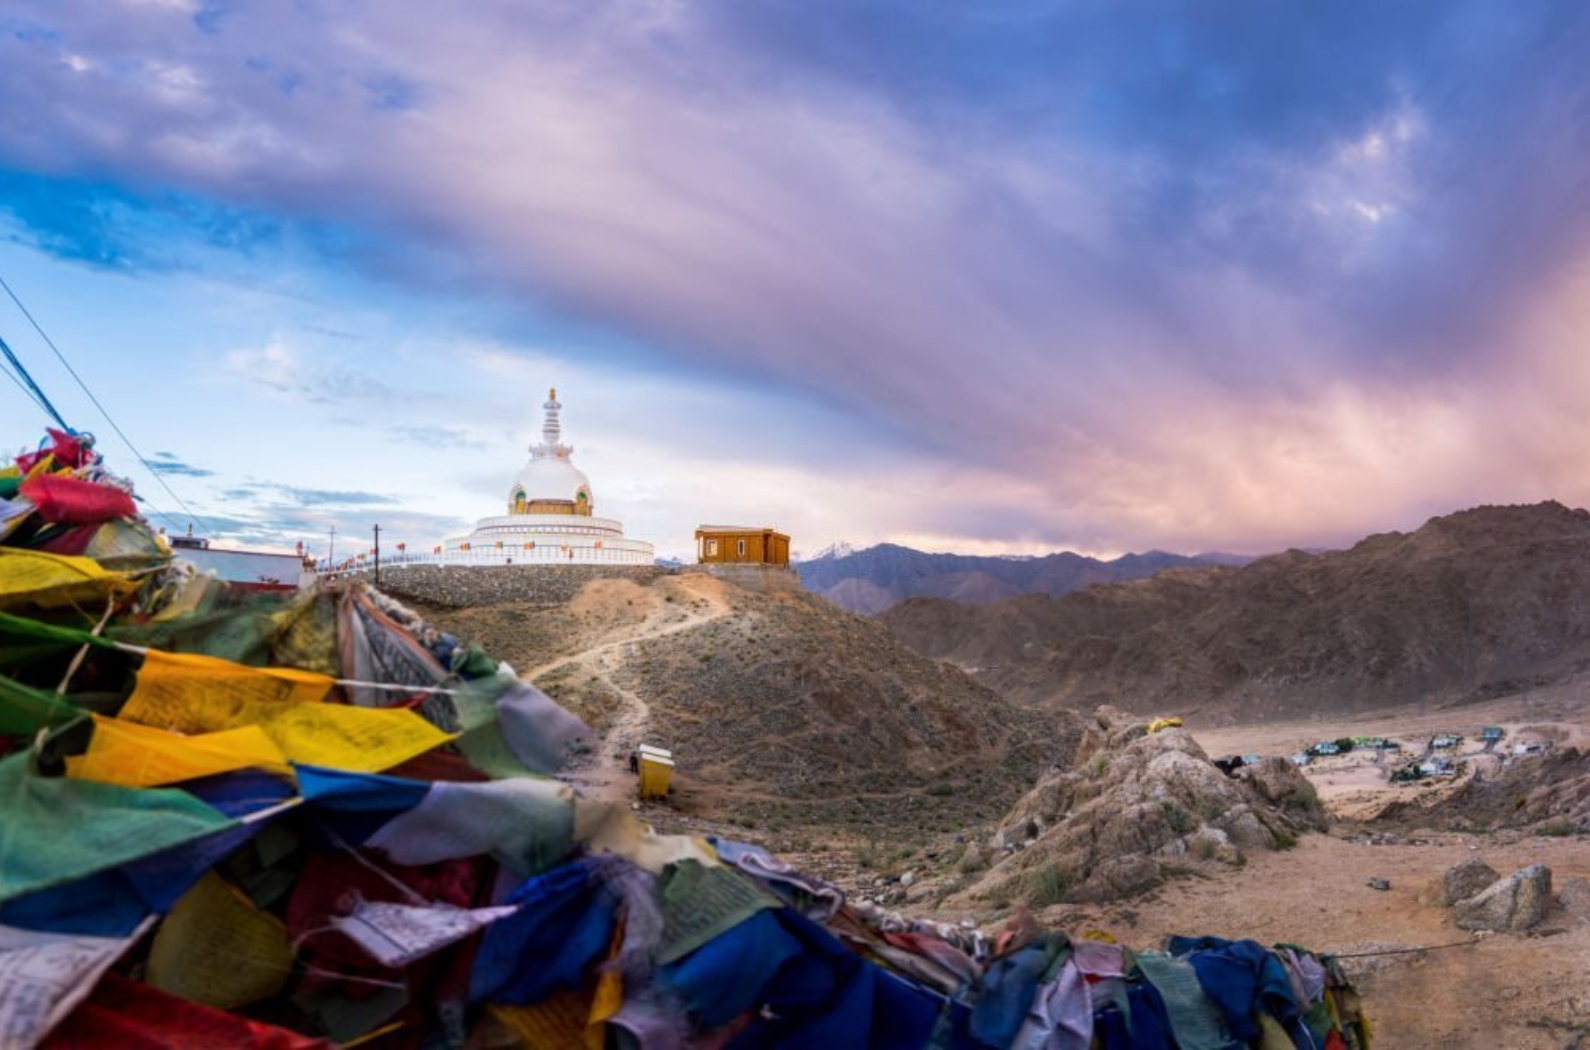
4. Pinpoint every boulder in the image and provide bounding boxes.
[1453,864,1553,932]
[1076,854,1162,902]
[1185,825,1242,865]
[1423,857,1500,907]
[1216,803,1277,850]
